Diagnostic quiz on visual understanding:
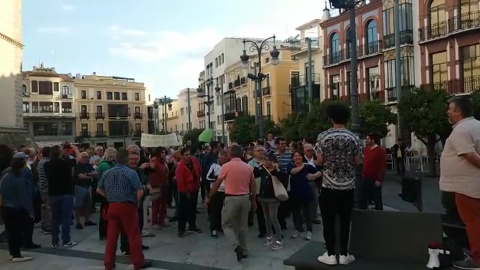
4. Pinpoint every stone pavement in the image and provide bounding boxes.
[0,172,443,270]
